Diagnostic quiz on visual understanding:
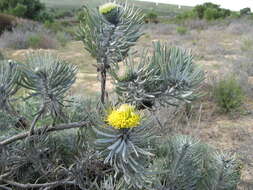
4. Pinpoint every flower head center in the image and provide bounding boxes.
[106,104,141,129]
